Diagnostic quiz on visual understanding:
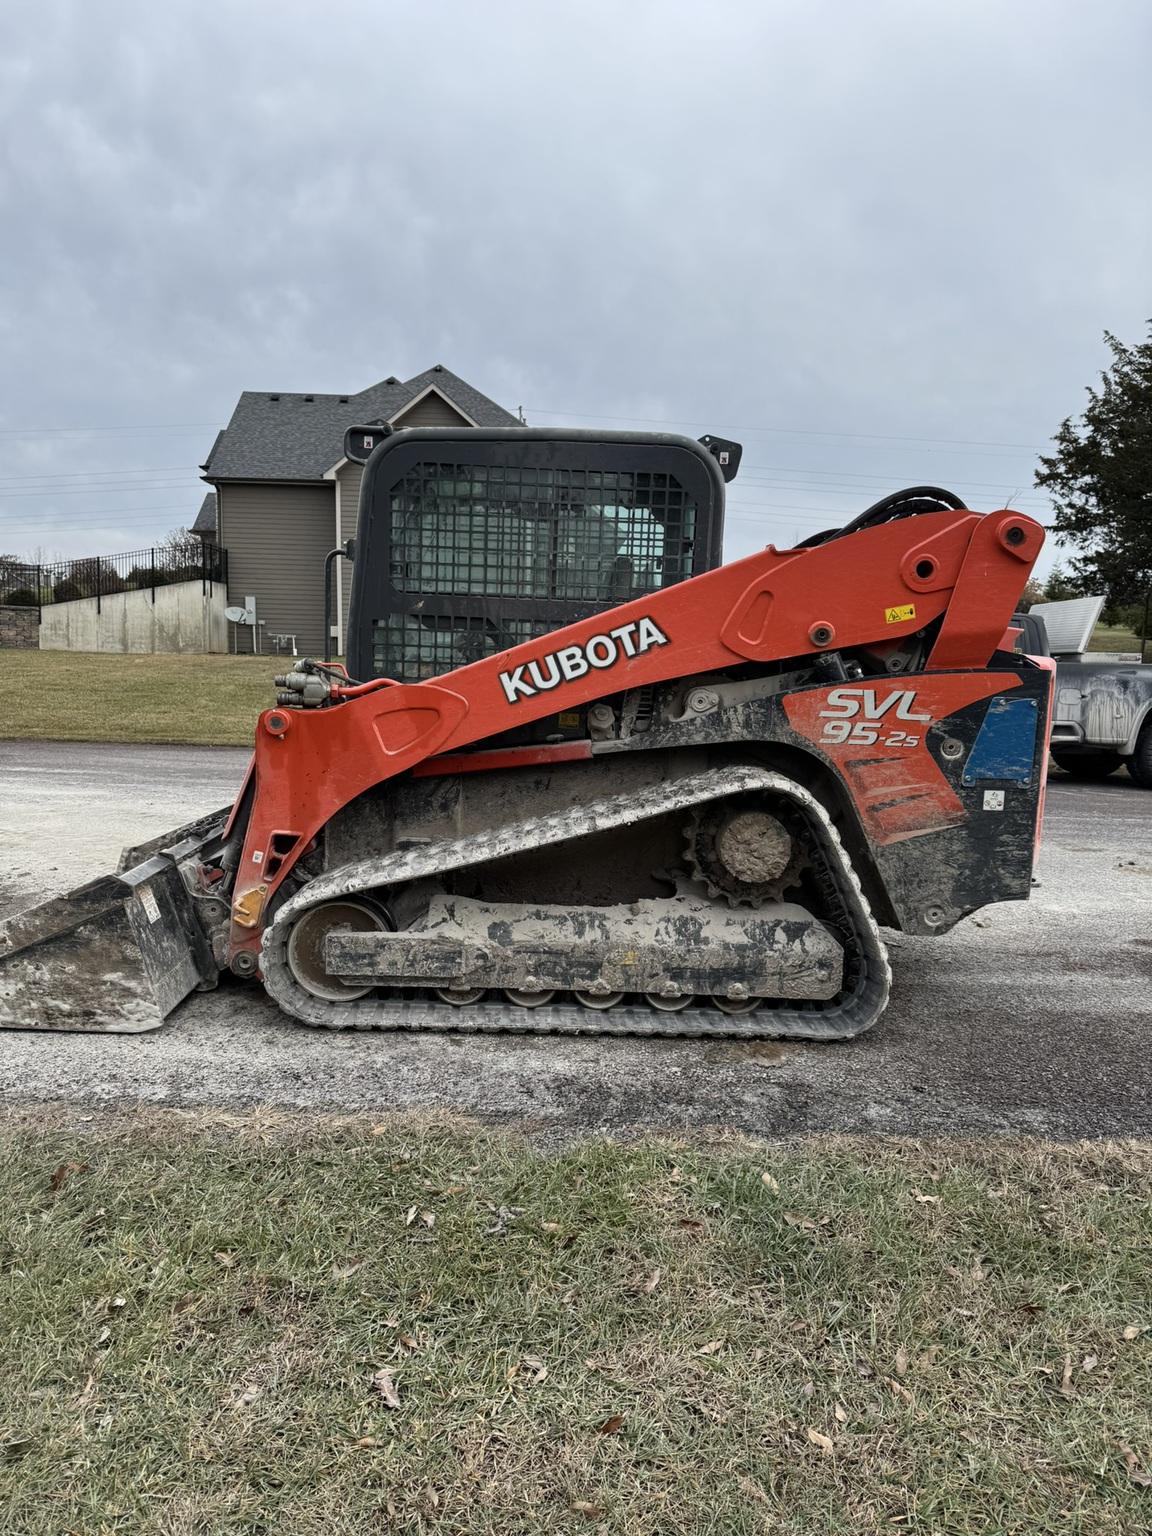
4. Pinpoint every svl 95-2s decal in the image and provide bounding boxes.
[784,674,1024,844]
[817,687,930,747]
